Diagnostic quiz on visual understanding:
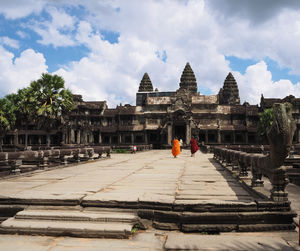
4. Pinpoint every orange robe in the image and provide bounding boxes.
[172,139,181,157]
